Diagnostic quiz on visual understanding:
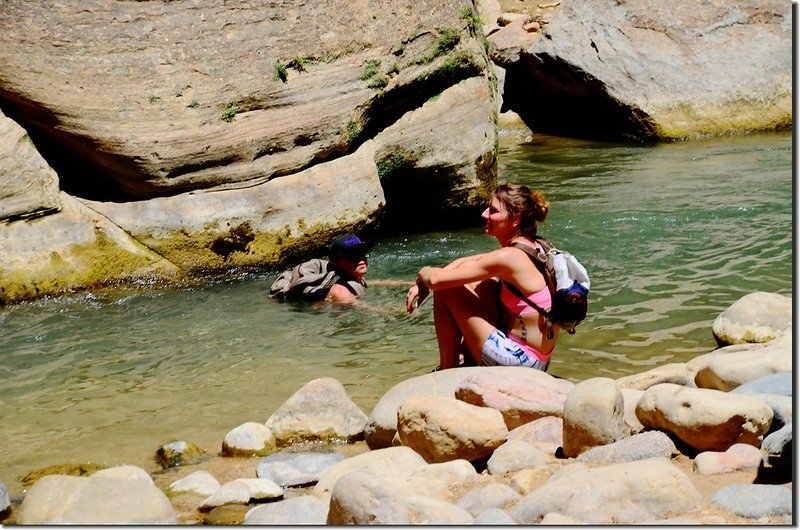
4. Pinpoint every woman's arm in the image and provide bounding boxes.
[441,253,488,270]
[416,249,509,291]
